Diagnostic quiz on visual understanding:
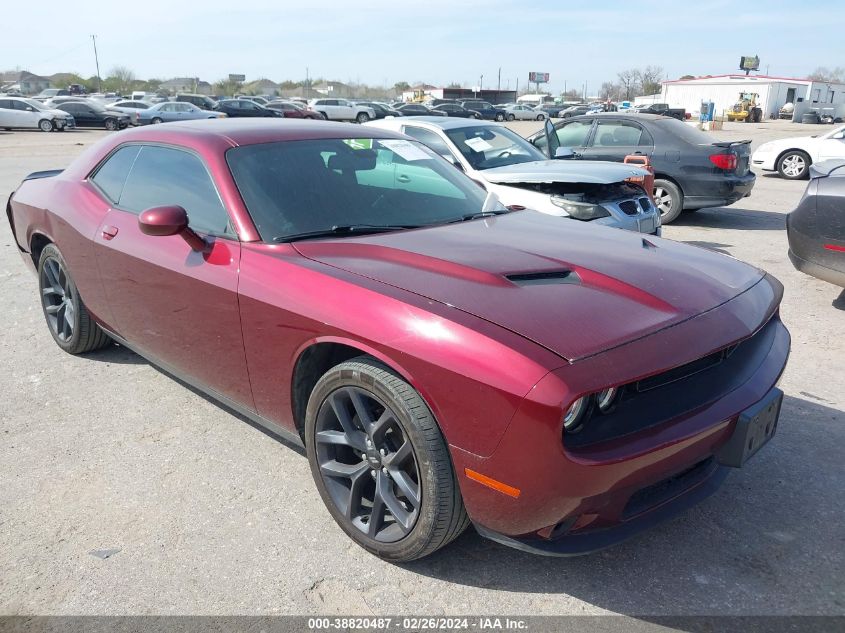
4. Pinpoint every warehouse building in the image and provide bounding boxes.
[659,74,845,120]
